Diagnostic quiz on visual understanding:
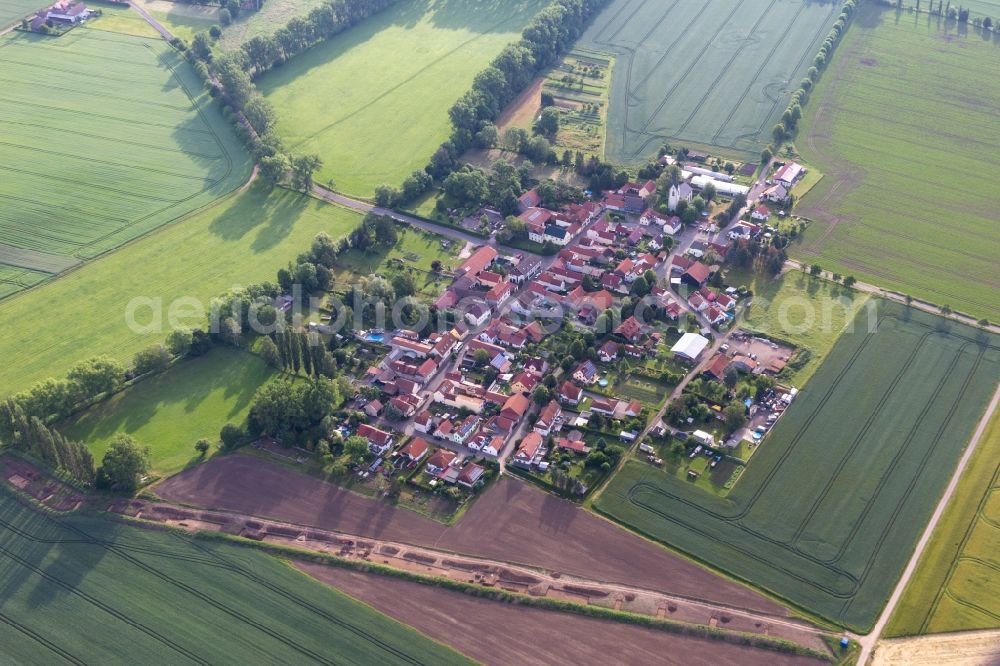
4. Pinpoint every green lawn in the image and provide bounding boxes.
[886,407,1000,636]
[795,3,1000,321]
[61,348,275,476]
[0,490,472,665]
[0,29,251,291]
[725,268,870,386]
[596,302,1000,630]
[576,0,842,163]
[0,186,361,397]
[258,0,548,197]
